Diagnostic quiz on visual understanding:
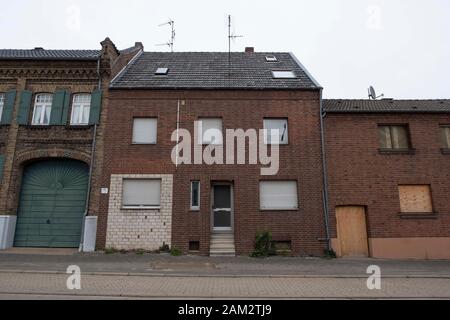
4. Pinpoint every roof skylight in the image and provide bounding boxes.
[155,67,169,75]
[272,70,296,79]
[265,56,277,62]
